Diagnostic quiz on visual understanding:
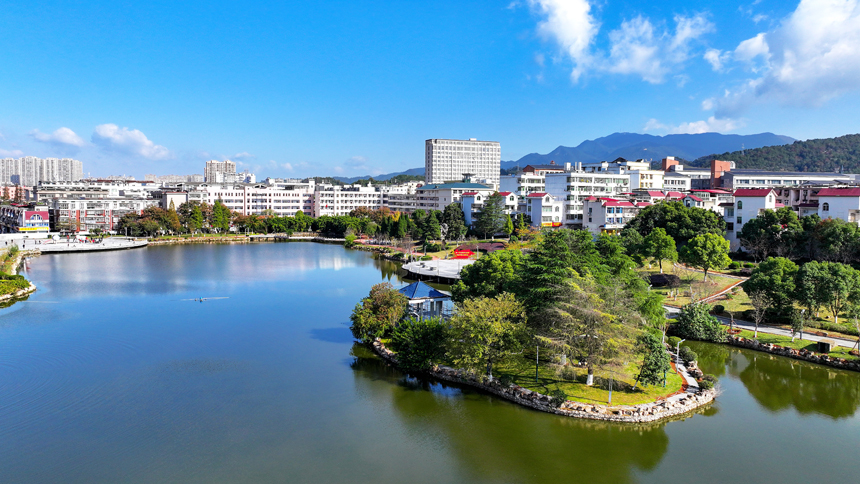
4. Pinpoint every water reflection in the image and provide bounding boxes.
[350,344,670,484]
[692,342,860,419]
